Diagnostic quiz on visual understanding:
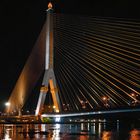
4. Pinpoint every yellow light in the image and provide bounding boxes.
[131,93,135,97]
[48,2,52,9]
[102,96,107,101]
